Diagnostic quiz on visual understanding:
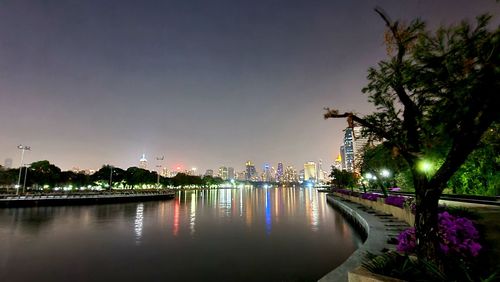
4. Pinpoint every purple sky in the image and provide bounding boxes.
[1,0,499,173]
